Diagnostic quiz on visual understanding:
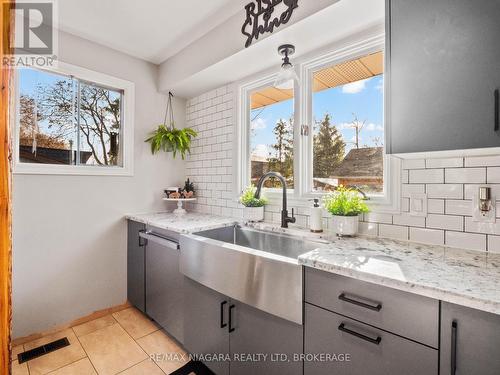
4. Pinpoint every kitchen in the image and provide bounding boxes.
[2,0,500,374]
